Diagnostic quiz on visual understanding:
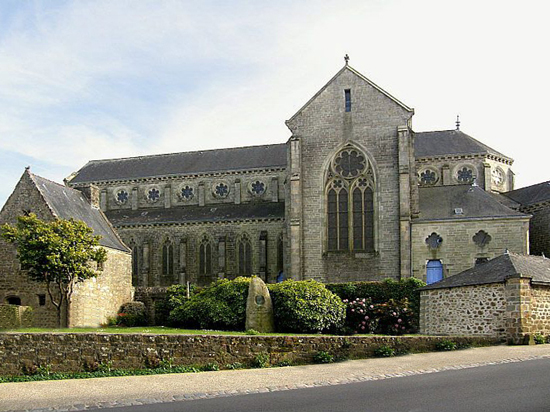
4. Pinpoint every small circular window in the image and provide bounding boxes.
[492,168,504,187]
[418,169,438,186]
[115,189,129,205]
[147,187,161,203]
[250,180,266,196]
[213,182,230,198]
[180,185,194,201]
[457,167,474,183]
